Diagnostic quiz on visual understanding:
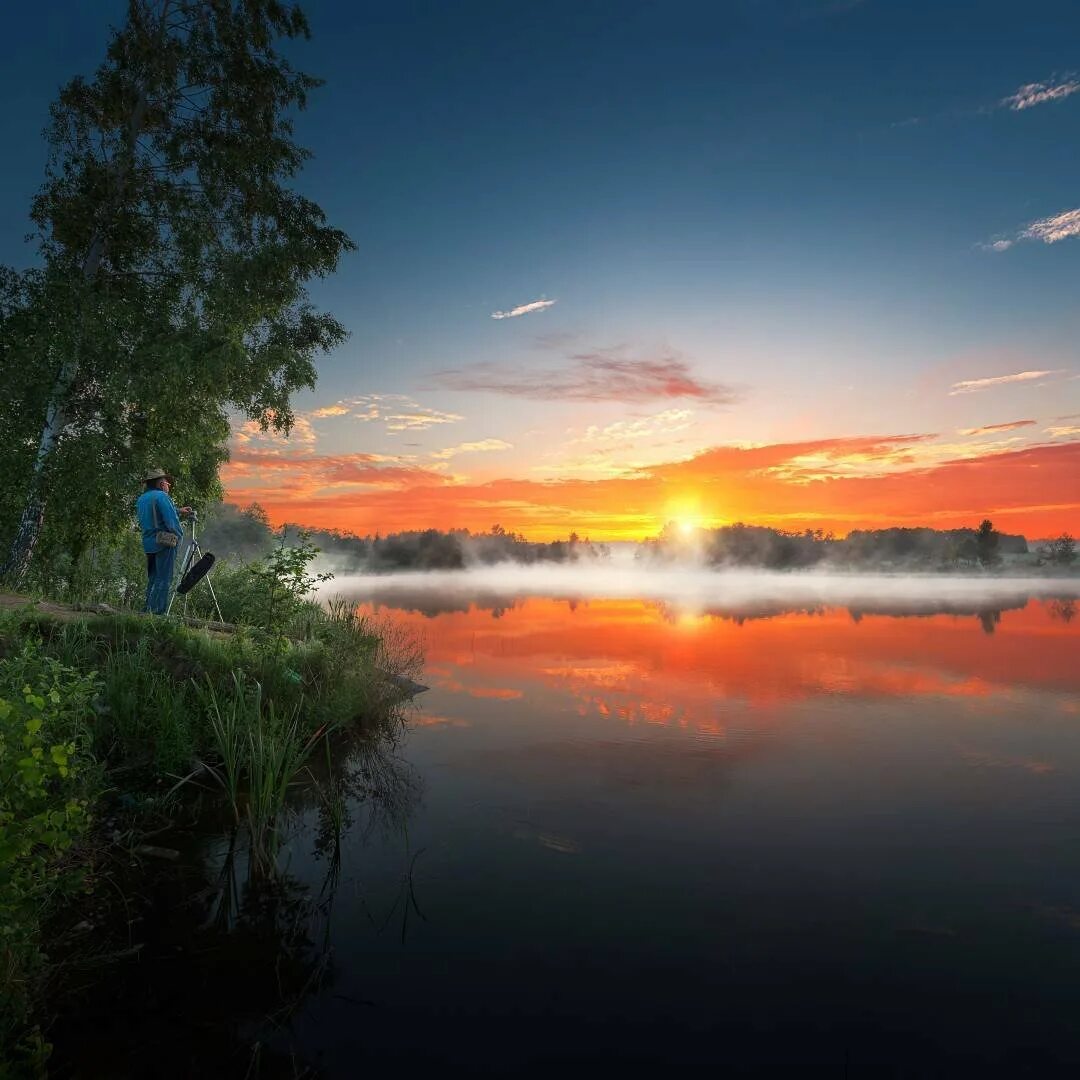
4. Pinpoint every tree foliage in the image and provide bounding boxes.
[0,0,353,580]
[1041,532,1077,566]
[975,519,1000,567]
[641,521,1028,570]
